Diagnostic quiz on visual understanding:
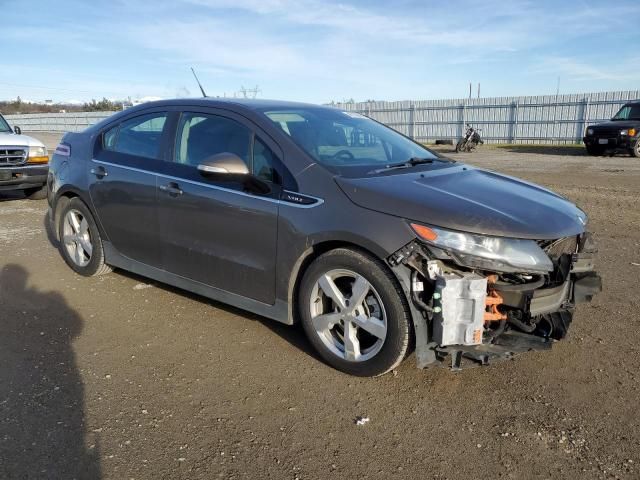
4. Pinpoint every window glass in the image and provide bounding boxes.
[176,113,251,168]
[264,109,438,176]
[0,115,11,133]
[613,105,640,121]
[103,125,118,149]
[252,137,280,183]
[106,113,167,159]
